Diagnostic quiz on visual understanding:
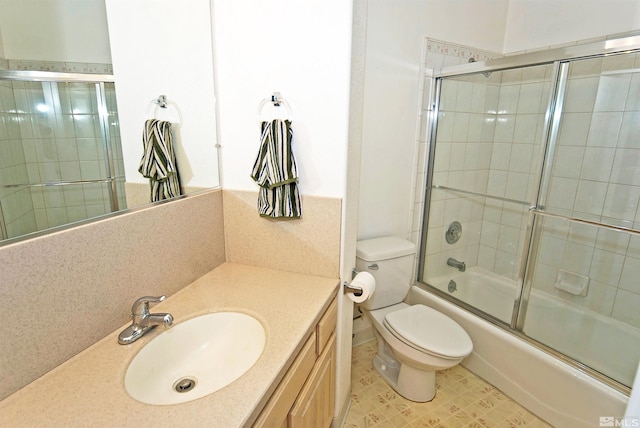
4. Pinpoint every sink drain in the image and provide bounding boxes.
[173,377,197,393]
